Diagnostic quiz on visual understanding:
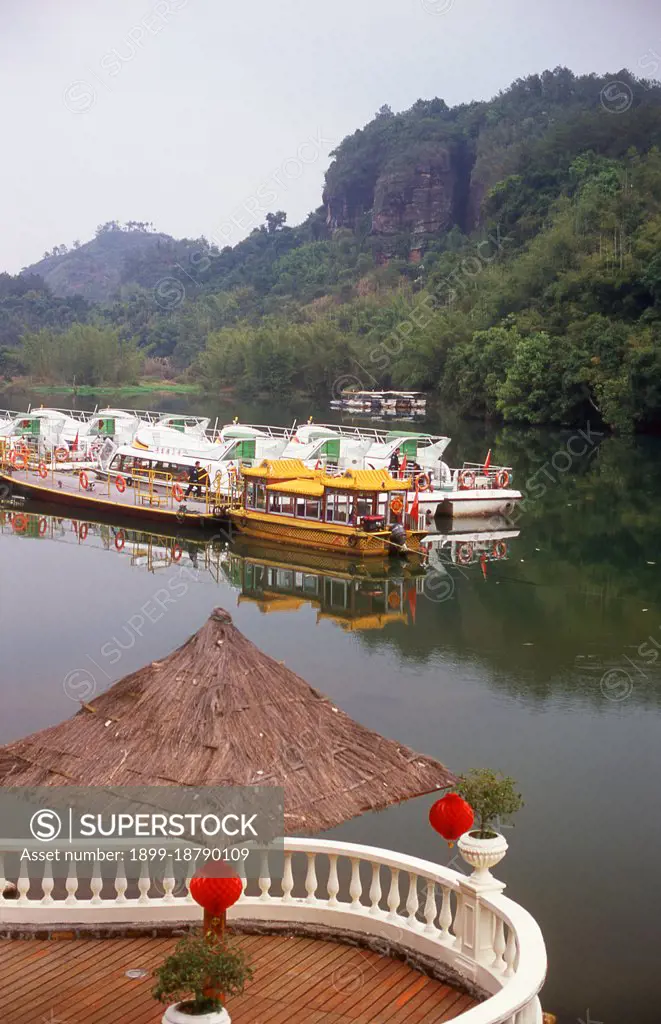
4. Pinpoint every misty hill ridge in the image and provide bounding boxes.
[24,225,199,303]
[25,66,661,302]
